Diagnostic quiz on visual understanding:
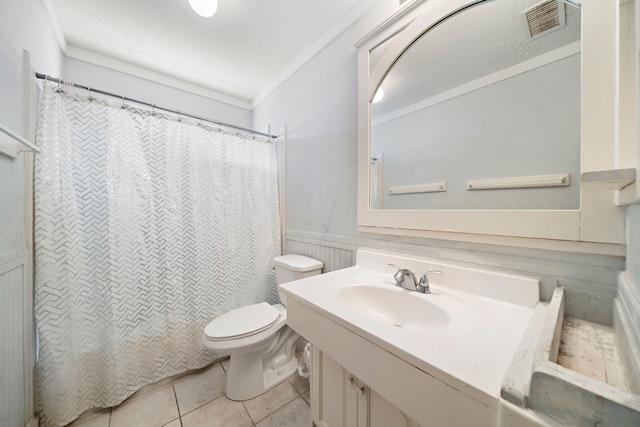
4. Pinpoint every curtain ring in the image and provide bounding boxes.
[121,96,126,109]
[88,87,95,101]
